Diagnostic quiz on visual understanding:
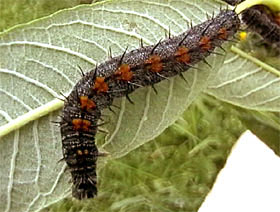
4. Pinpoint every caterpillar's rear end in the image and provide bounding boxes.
[60,89,100,199]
